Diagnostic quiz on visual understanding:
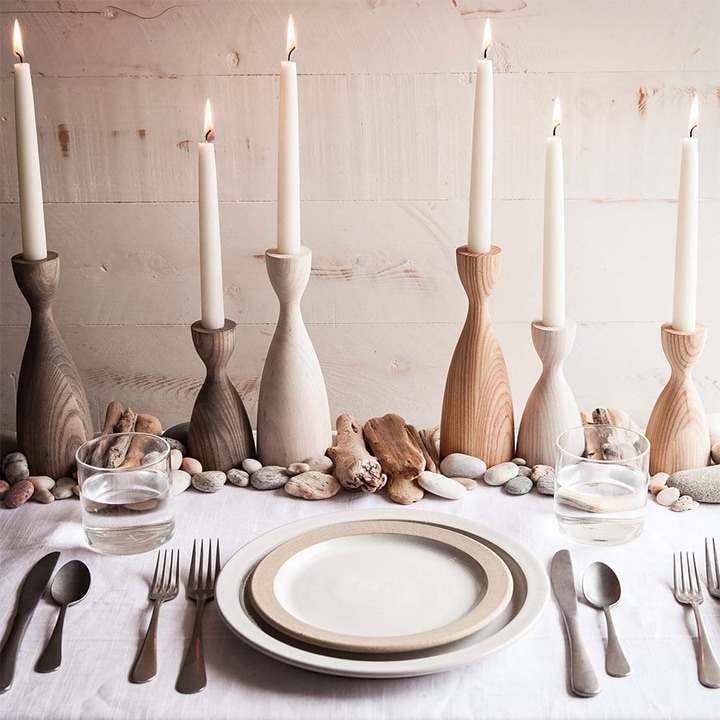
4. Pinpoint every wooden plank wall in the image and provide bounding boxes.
[1,0,718,436]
